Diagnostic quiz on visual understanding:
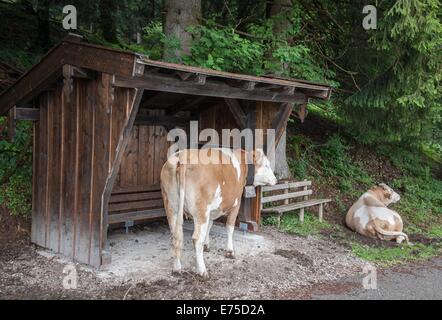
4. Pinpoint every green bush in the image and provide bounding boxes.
[262,215,279,226]
[392,177,442,225]
[184,22,265,75]
[0,117,33,217]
